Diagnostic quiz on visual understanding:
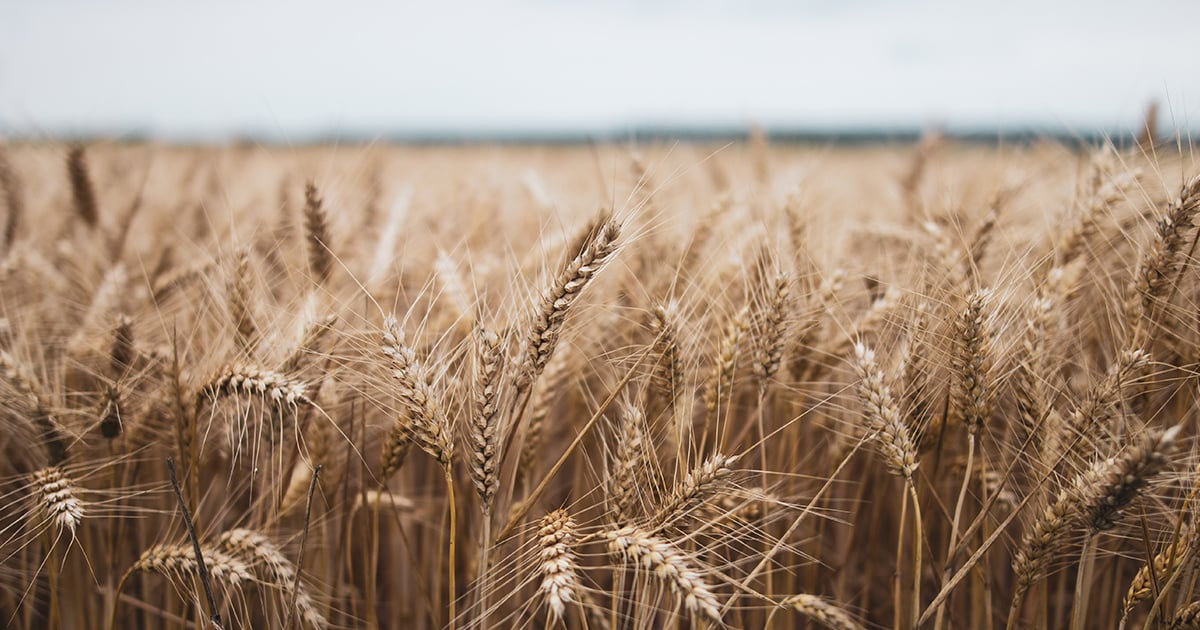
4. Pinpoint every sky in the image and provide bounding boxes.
[1,1,1198,141]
